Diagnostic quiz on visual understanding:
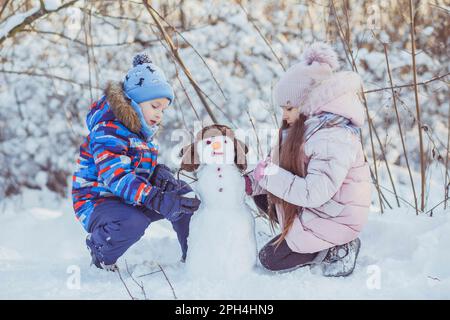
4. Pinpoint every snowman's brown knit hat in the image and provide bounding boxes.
[179,124,248,173]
